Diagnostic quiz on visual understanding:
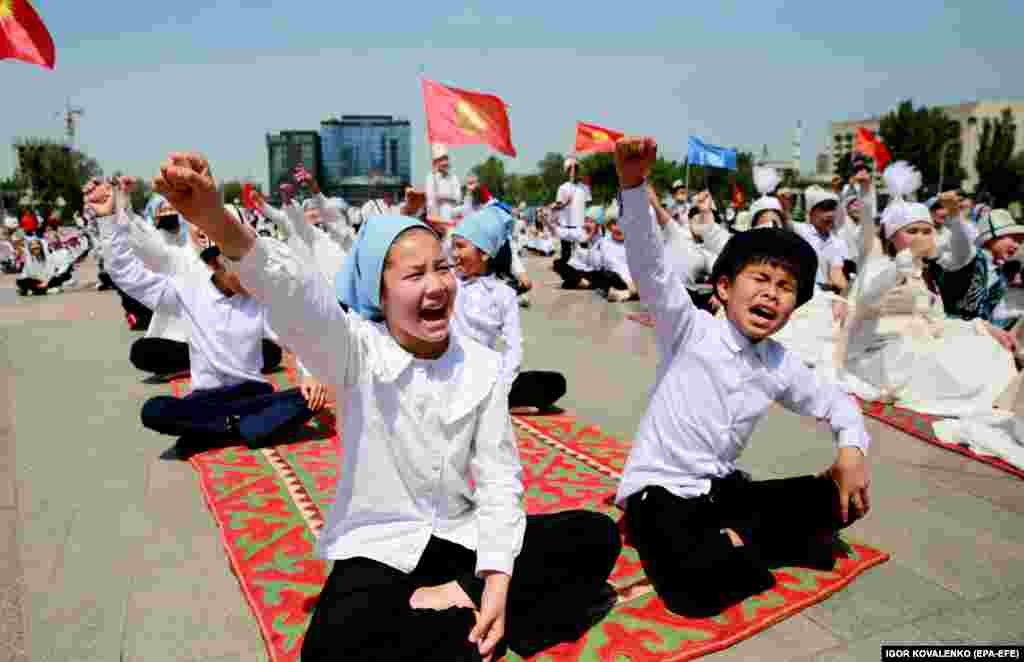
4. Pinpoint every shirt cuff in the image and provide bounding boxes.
[837,429,870,456]
[474,550,516,578]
